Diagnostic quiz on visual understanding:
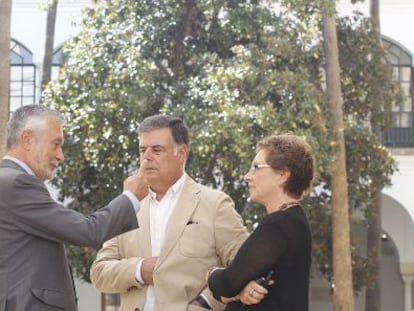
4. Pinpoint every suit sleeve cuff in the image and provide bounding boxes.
[135,258,145,284]
[123,190,141,213]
